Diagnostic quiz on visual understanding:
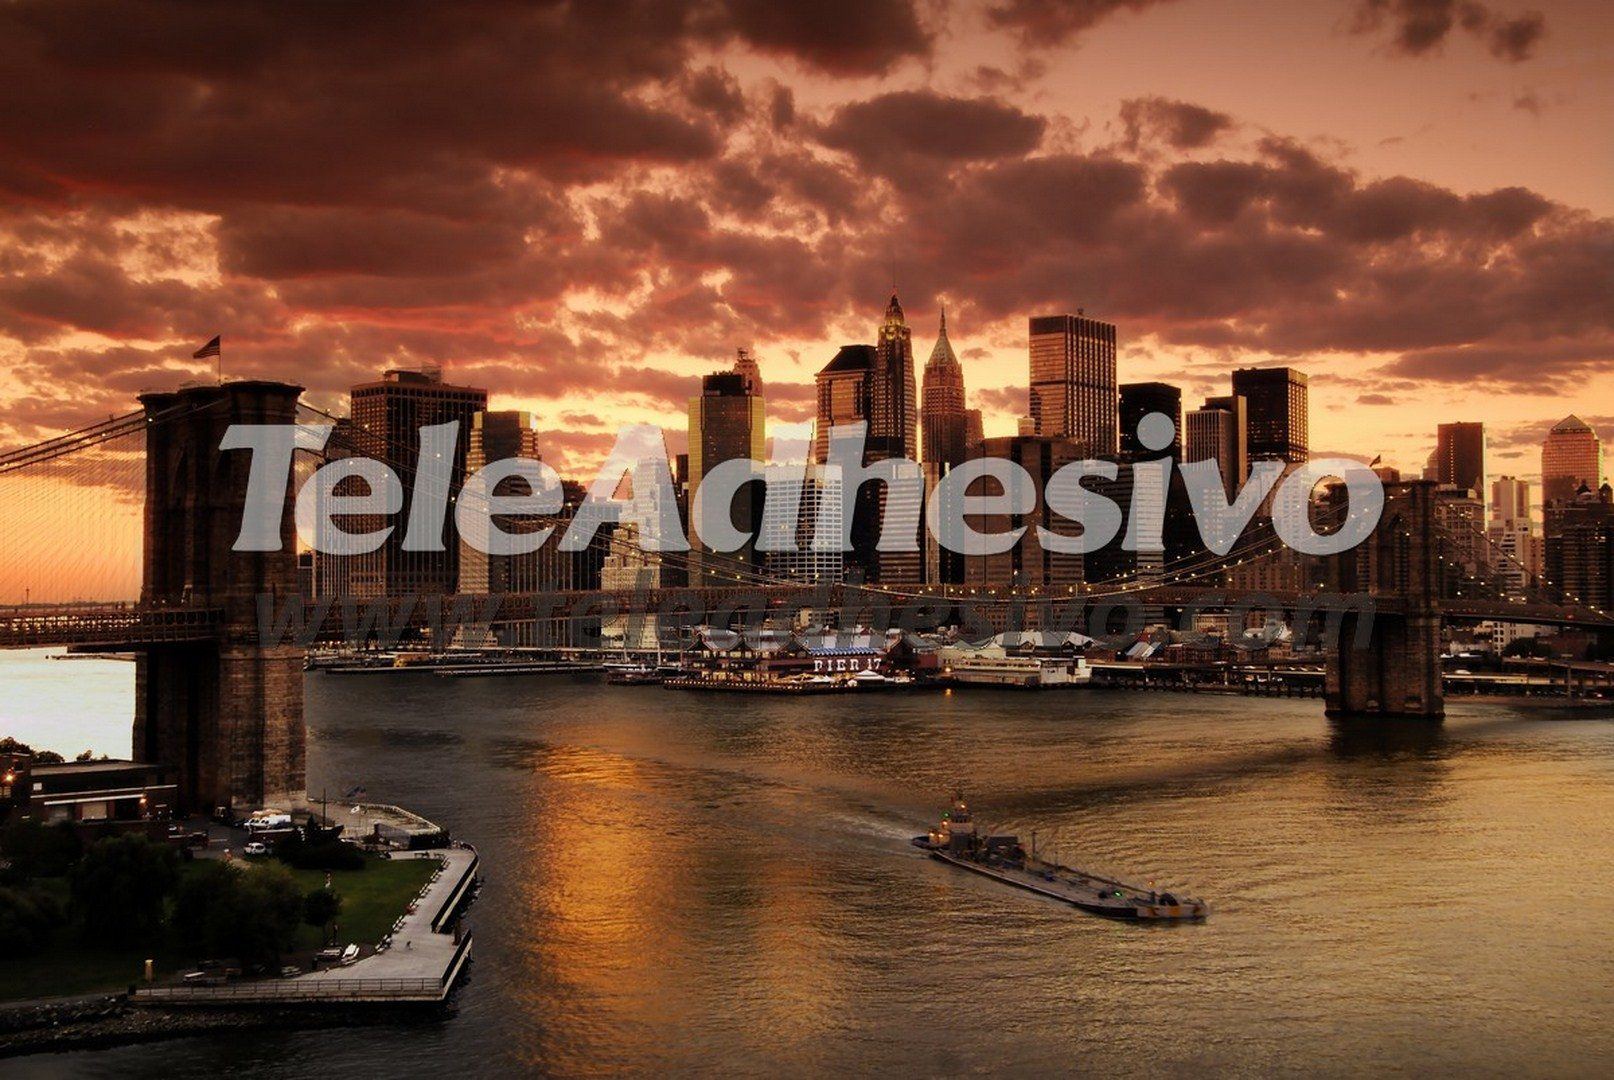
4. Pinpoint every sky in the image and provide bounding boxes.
[0,0,1611,599]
